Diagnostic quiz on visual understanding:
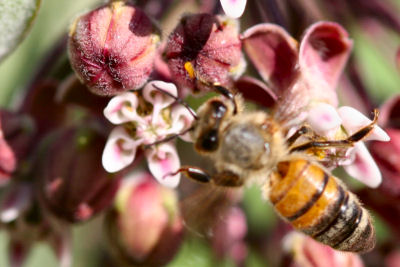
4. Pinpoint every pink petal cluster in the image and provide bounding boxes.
[242,21,390,188]
[102,81,194,187]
